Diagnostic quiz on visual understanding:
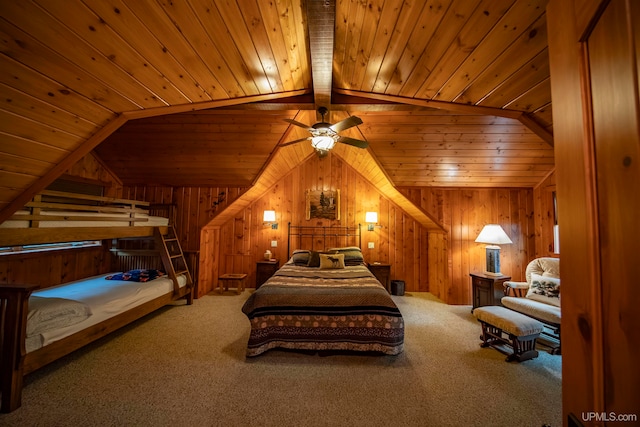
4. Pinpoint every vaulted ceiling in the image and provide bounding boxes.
[0,0,553,223]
